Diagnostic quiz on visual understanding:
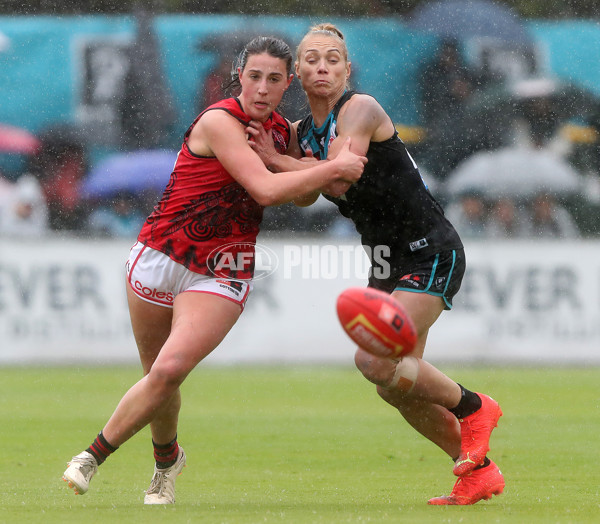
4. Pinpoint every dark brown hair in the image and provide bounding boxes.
[226,36,293,93]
